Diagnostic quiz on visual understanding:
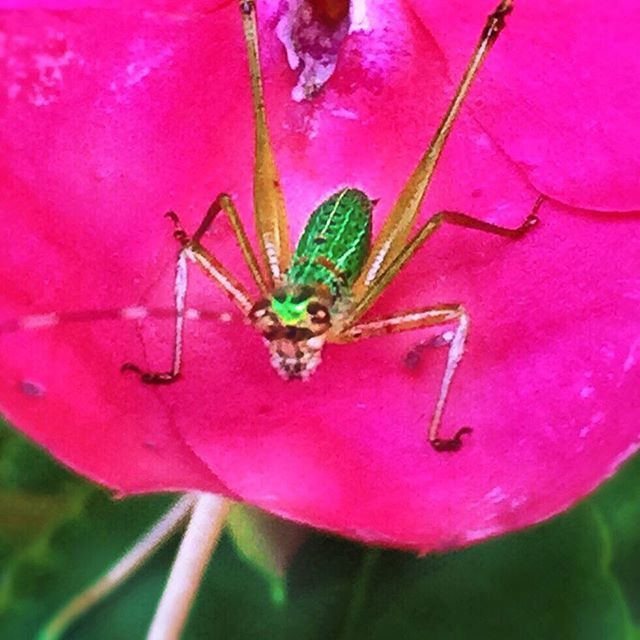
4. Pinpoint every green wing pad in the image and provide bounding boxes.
[288,188,373,297]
